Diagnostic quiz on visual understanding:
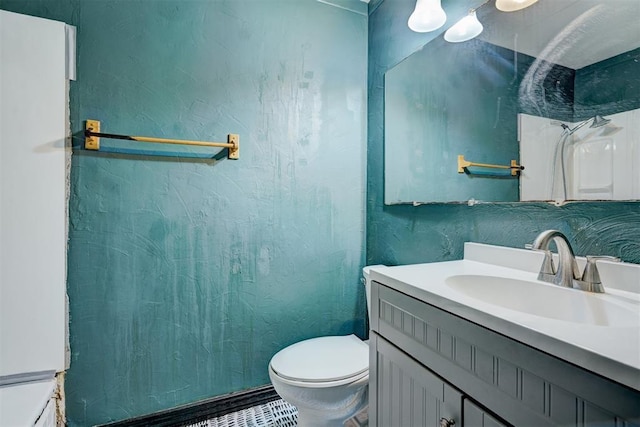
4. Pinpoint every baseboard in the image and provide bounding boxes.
[99,384,280,427]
